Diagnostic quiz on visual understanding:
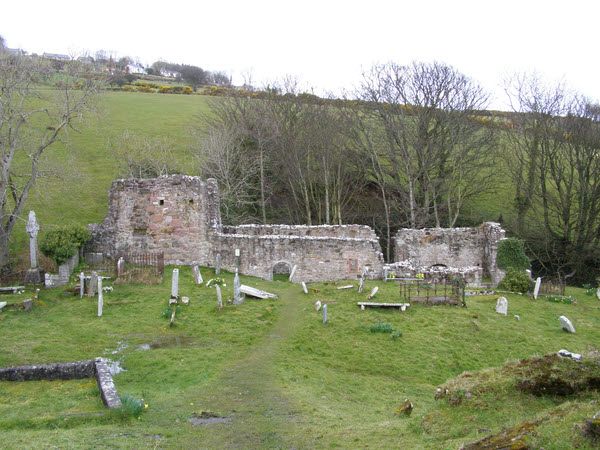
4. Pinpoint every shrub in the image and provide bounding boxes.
[39,225,91,265]
[370,322,394,333]
[119,394,147,418]
[498,268,532,293]
[497,238,530,271]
